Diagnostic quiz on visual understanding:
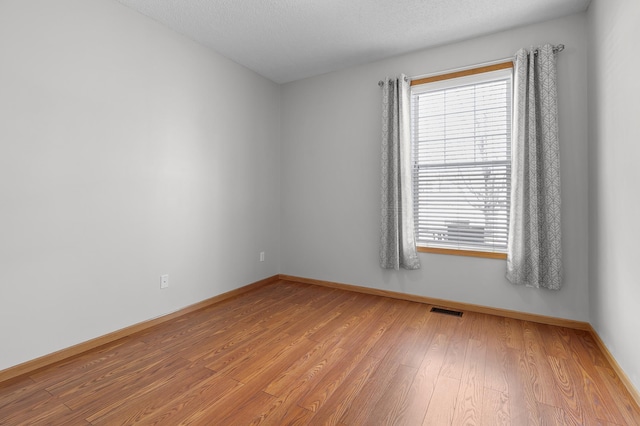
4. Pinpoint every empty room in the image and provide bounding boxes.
[1,0,639,424]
